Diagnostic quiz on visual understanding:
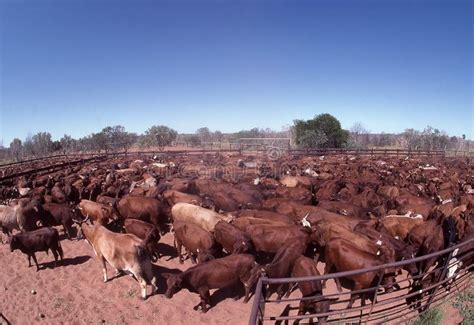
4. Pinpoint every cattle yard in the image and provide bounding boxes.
[0,150,473,324]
